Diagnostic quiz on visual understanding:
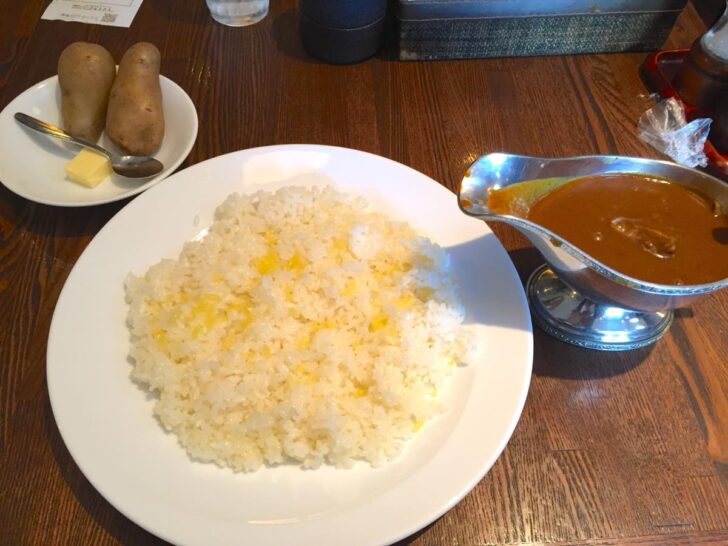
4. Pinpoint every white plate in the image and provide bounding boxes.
[47,145,532,546]
[0,73,198,207]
